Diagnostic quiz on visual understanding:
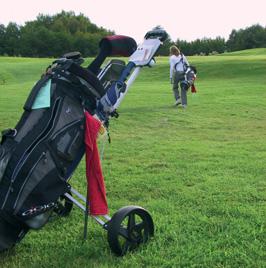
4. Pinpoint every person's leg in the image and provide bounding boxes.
[173,86,180,102]
[180,77,189,108]
[180,81,189,107]
[172,72,180,104]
